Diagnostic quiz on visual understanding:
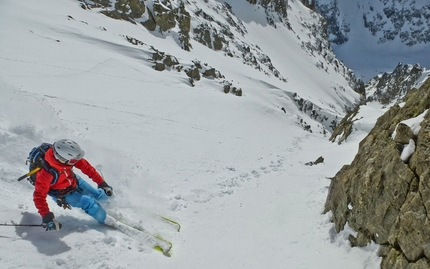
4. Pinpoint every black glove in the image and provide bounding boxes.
[42,212,62,231]
[98,181,113,196]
